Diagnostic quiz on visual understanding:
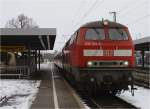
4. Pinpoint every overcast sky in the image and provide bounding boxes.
[0,0,150,51]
